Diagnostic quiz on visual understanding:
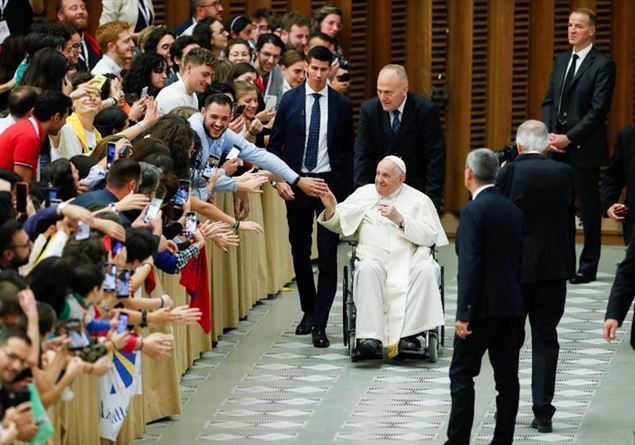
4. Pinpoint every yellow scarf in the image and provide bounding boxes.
[66,112,102,154]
